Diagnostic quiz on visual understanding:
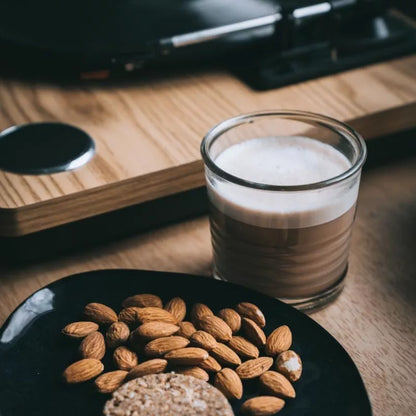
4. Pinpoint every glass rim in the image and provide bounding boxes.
[200,110,367,191]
